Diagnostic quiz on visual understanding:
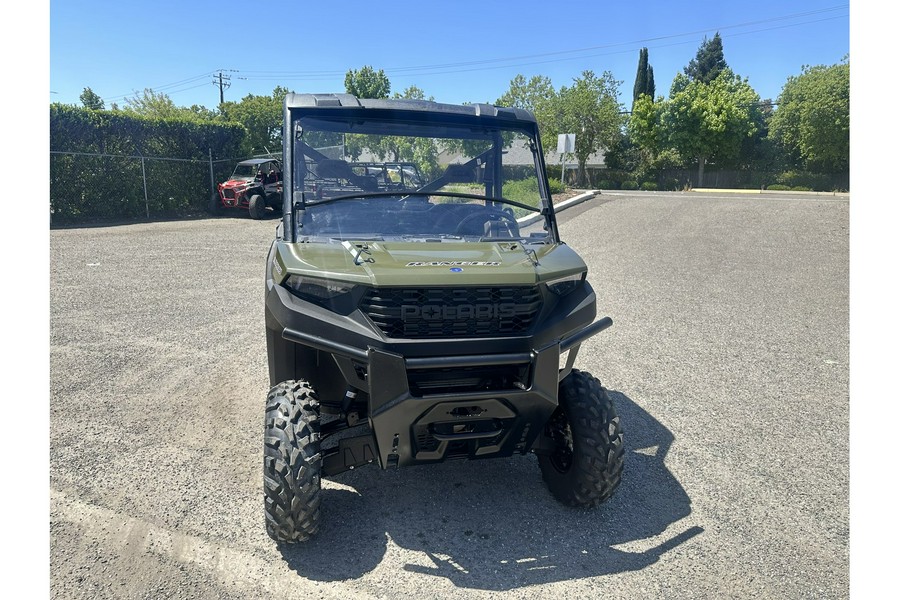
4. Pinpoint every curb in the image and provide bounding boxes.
[516,190,598,227]
[690,188,849,197]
